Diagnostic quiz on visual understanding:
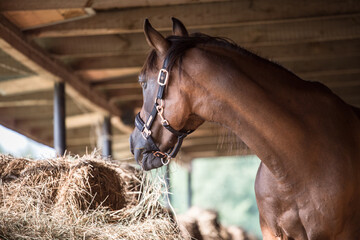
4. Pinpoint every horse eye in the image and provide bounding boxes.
[140,82,147,89]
